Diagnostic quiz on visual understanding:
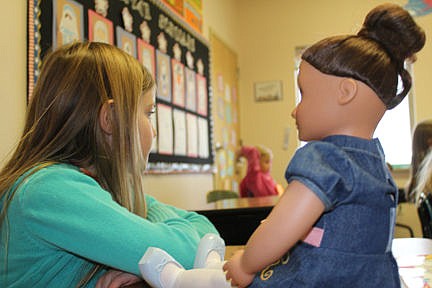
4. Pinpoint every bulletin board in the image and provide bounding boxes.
[27,0,213,173]
[210,31,241,191]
